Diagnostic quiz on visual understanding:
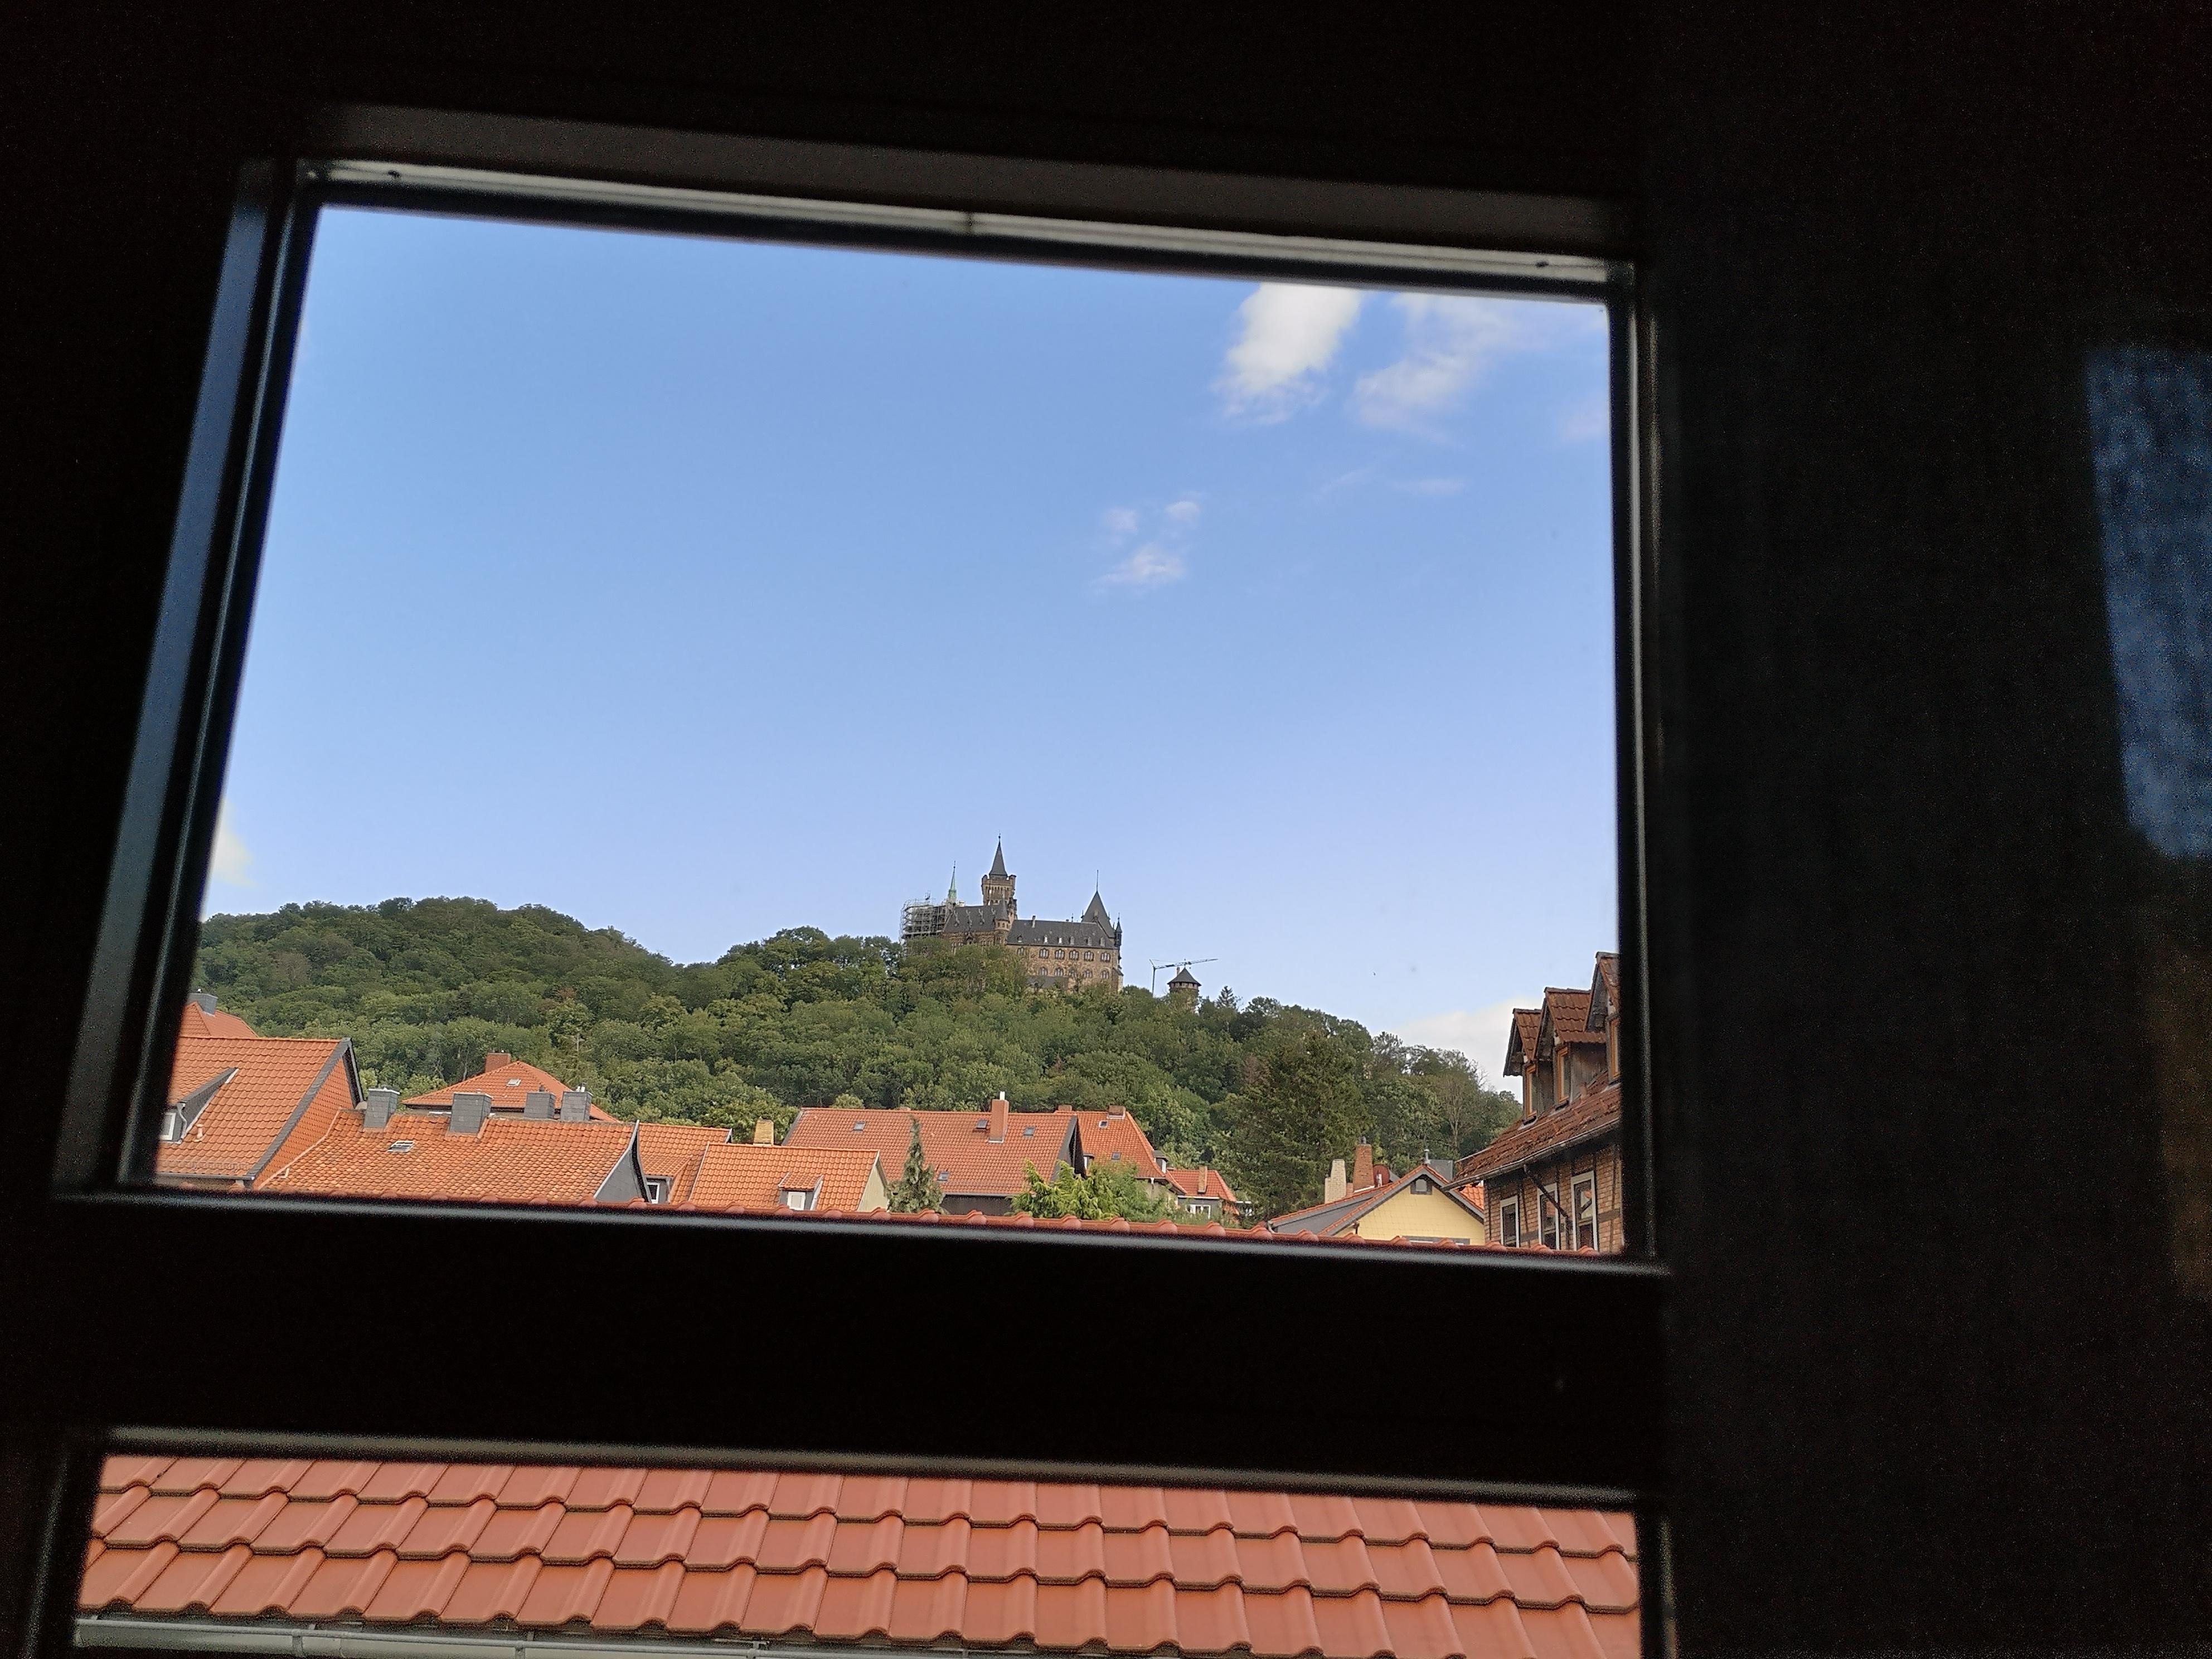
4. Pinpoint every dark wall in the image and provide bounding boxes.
[8,4,2211,1657]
